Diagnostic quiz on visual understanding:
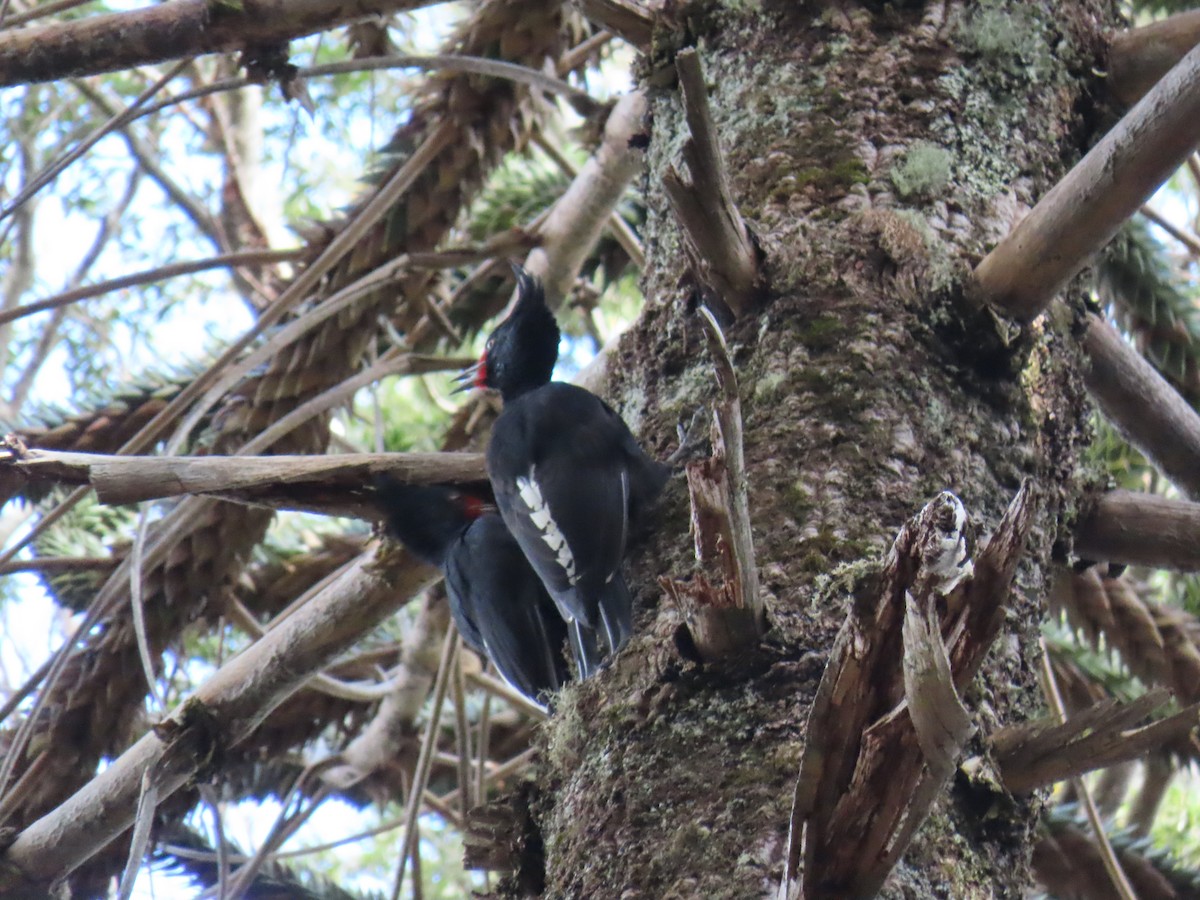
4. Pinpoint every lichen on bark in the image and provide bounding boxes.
[503,1,1120,897]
